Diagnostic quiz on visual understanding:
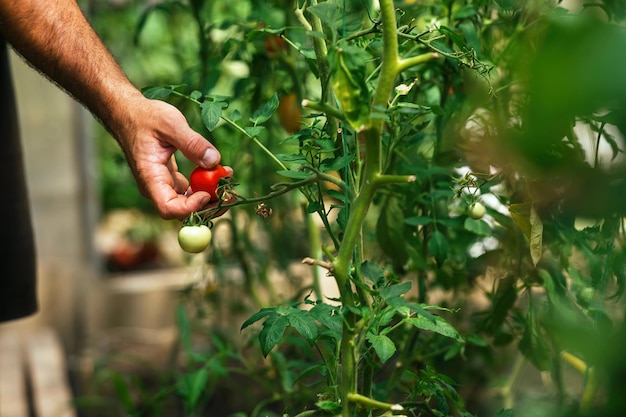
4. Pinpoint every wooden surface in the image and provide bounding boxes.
[0,327,75,417]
